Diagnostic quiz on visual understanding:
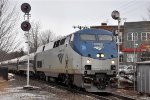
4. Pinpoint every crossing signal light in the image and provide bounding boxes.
[21,3,31,14]
[21,21,31,31]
